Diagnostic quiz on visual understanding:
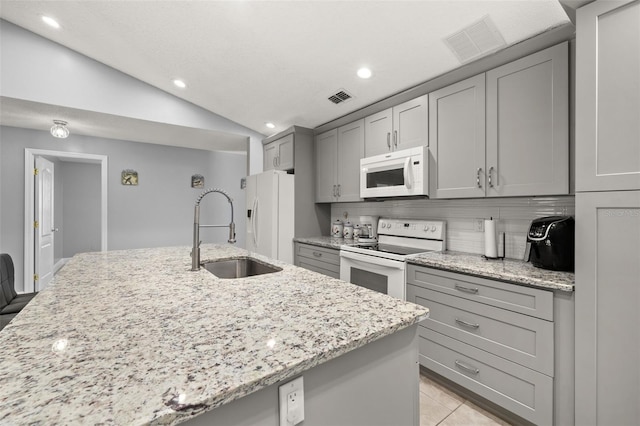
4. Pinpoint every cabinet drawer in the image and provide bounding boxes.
[296,244,340,266]
[407,265,553,320]
[419,328,553,426]
[408,284,554,376]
